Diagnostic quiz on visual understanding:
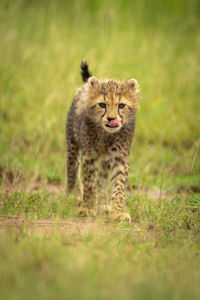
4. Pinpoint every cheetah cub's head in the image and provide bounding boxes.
[87,77,139,133]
